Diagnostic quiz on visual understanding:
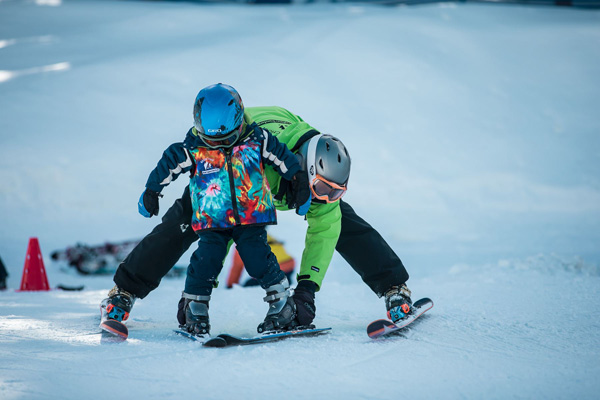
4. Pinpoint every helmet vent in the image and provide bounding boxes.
[326,142,330,151]
[338,154,341,162]
[319,159,324,169]
[228,100,234,106]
